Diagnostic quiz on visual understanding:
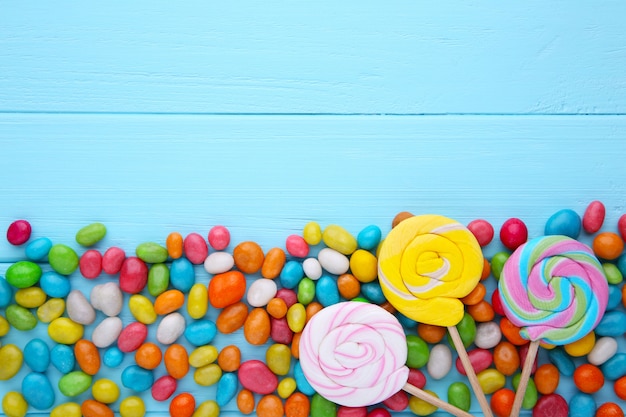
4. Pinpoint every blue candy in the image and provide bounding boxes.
[548,348,575,377]
[607,284,623,310]
[22,372,55,410]
[544,208,581,238]
[50,344,75,374]
[568,393,596,417]
[357,225,382,251]
[617,253,626,277]
[361,281,386,304]
[595,310,626,337]
[316,275,340,307]
[184,320,217,346]
[0,277,13,308]
[24,338,50,373]
[103,346,124,368]
[39,271,71,298]
[397,312,418,329]
[279,260,304,289]
[122,365,154,391]
[294,360,316,395]
[602,353,626,380]
[169,258,195,292]
[25,237,53,261]
[216,372,238,407]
